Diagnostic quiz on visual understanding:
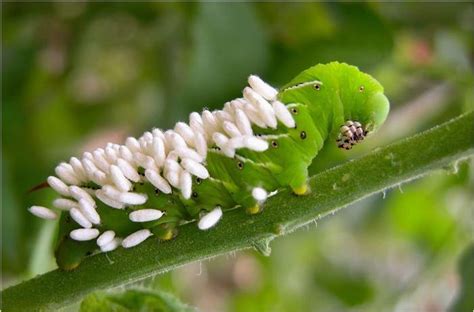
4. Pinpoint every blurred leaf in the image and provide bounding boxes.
[28,221,58,276]
[271,3,394,82]
[434,30,471,74]
[169,3,269,123]
[1,160,23,273]
[257,3,334,45]
[314,260,374,307]
[377,2,470,26]
[80,289,196,312]
[386,178,457,253]
[450,244,474,312]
